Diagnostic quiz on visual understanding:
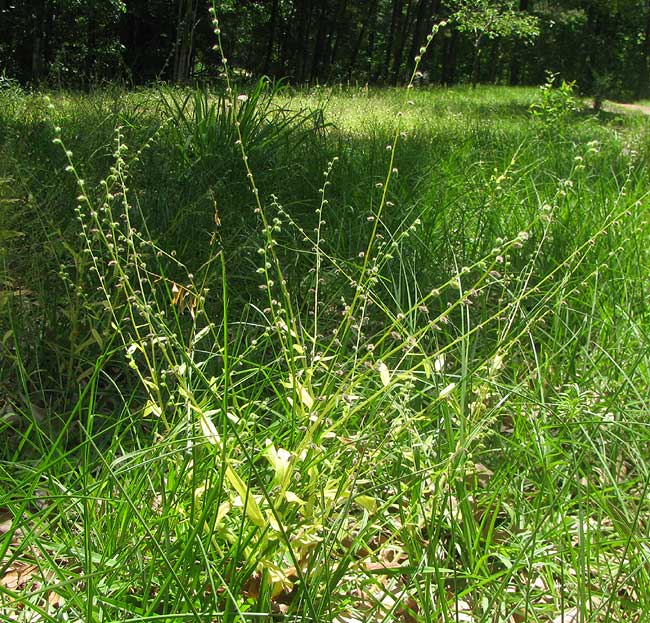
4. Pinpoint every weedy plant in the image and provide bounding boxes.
[1,7,650,623]
[530,71,580,127]
[160,76,326,174]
